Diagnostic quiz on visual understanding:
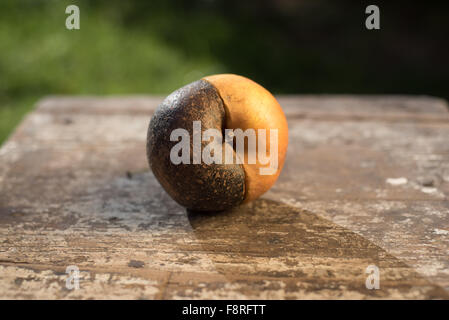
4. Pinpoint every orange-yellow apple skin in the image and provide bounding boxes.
[203,74,288,202]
